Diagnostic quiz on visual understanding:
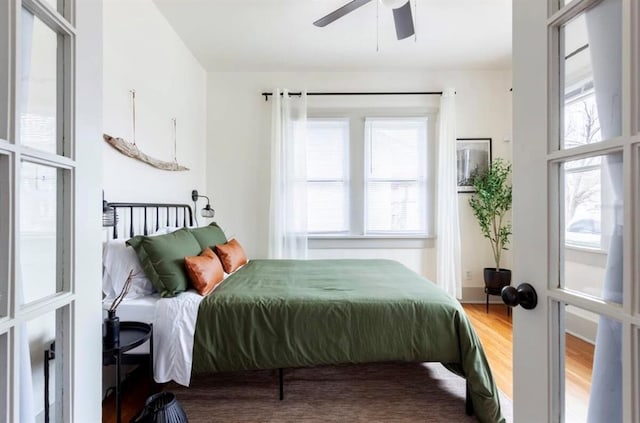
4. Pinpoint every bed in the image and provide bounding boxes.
[102,202,505,423]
